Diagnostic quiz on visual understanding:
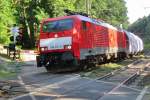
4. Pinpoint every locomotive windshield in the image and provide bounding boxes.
[42,19,73,32]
